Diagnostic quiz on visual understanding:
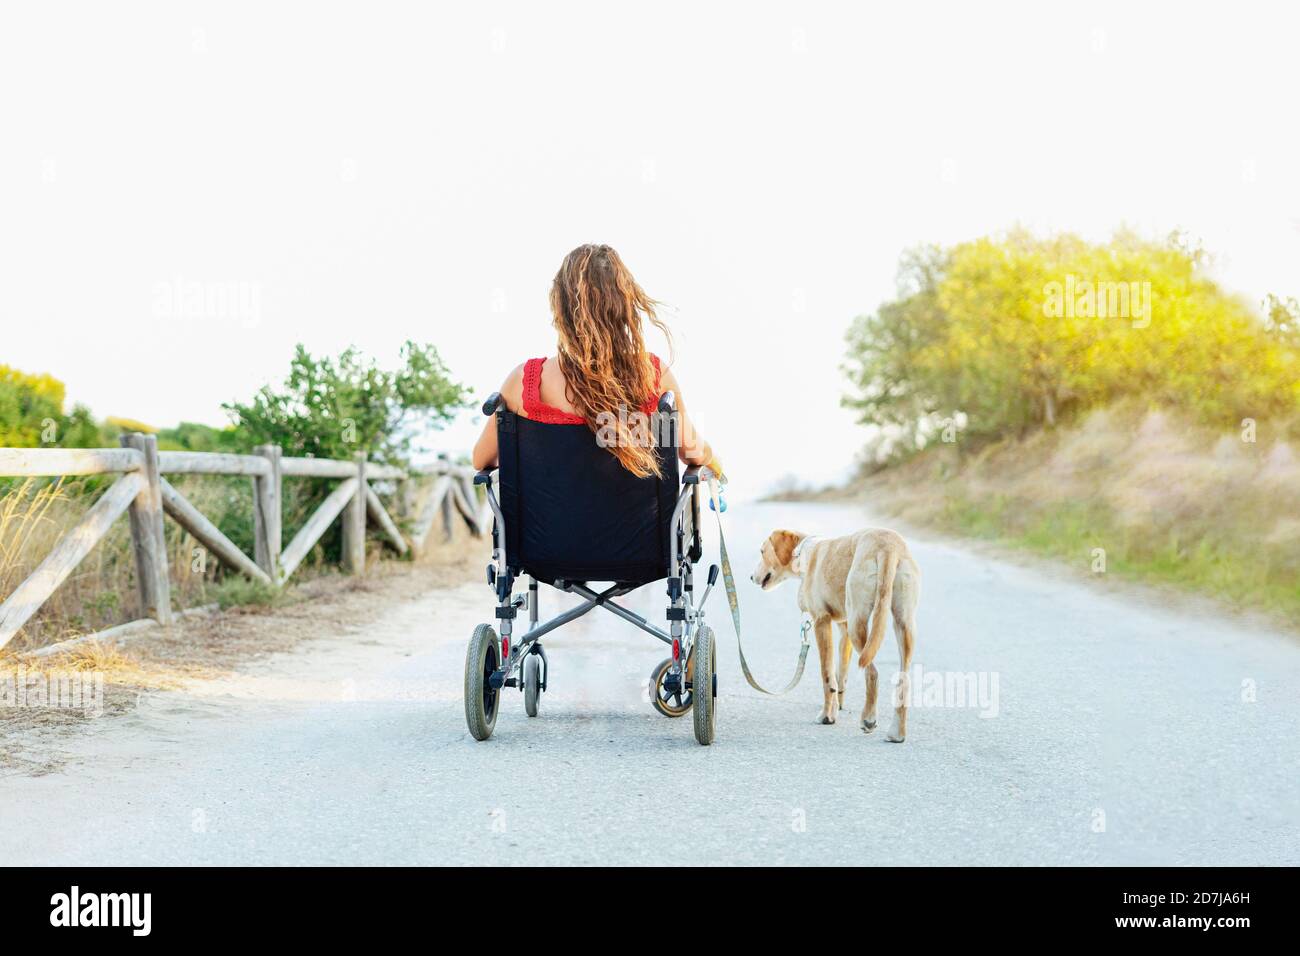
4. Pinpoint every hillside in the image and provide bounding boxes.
[816,403,1300,625]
